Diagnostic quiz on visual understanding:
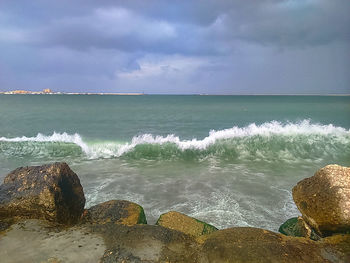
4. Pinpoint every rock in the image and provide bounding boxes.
[2,218,349,262]
[293,164,350,236]
[91,223,200,263]
[0,162,85,225]
[198,227,346,263]
[96,225,349,263]
[321,234,350,262]
[156,211,218,237]
[279,217,320,240]
[41,257,62,263]
[82,200,147,226]
[0,219,106,263]
[0,218,14,233]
